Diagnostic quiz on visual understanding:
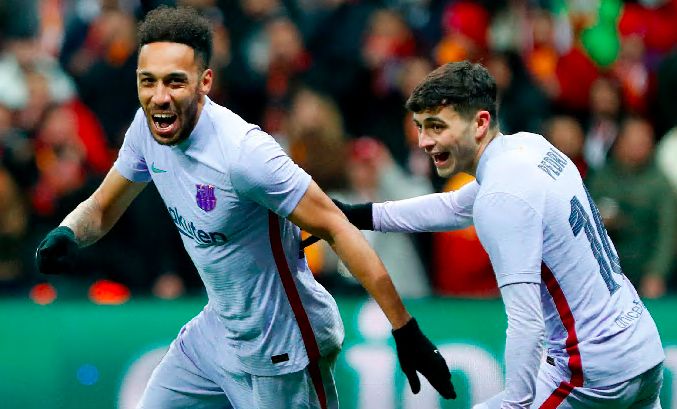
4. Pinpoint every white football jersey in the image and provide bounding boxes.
[114,97,343,376]
[473,132,664,387]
